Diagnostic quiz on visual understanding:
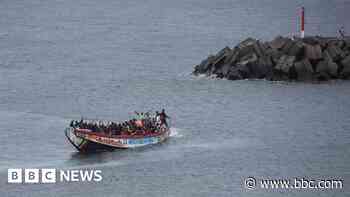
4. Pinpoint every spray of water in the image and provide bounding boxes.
[169,127,184,138]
